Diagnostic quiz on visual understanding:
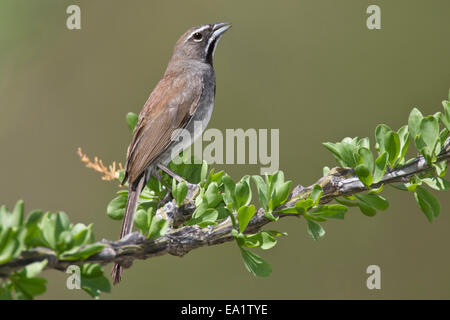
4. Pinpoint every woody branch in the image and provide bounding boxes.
[0,139,449,278]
